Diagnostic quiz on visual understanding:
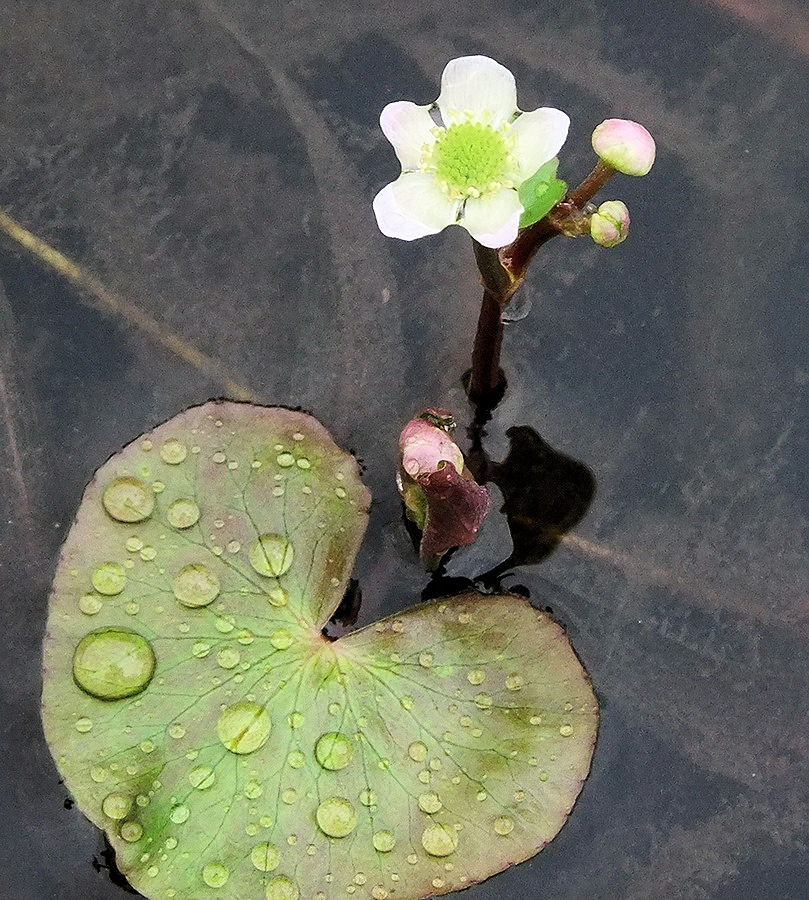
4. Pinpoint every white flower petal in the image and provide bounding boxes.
[373,173,460,241]
[461,187,523,248]
[380,101,437,171]
[437,55,517,127]
[510,107,571,182]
